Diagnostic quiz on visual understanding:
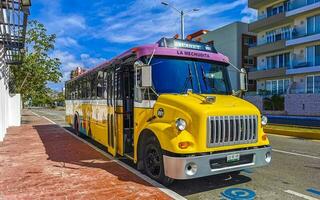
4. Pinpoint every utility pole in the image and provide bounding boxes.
[161,2,199,40]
